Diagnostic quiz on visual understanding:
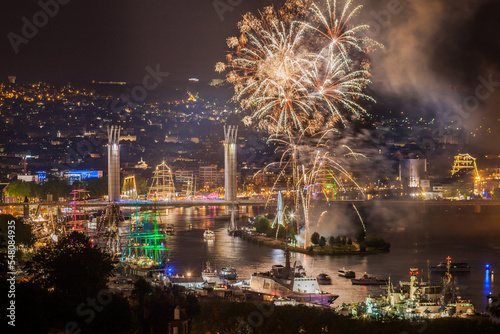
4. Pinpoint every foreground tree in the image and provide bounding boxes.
[25,232,113,300]
[0,214,34,247]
